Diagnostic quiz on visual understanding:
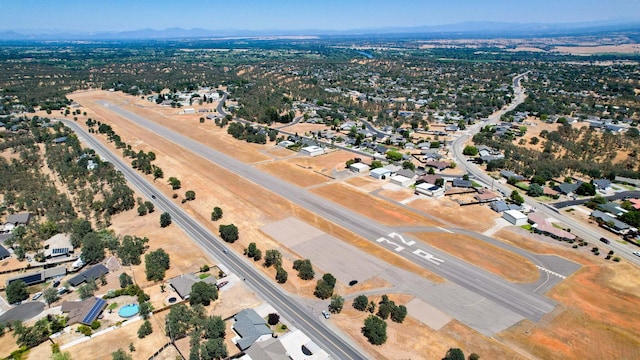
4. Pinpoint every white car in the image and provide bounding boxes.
[32,292,43,300]
[322,310,330,319]
[632,251,640,257]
